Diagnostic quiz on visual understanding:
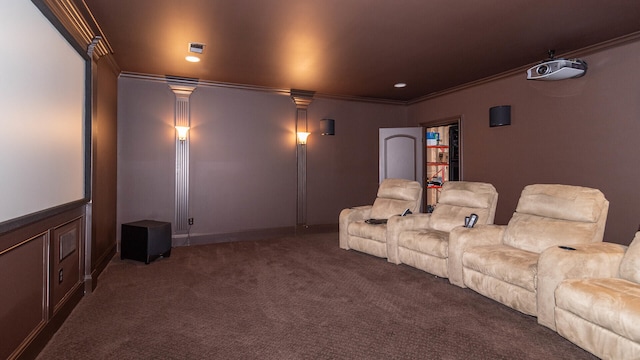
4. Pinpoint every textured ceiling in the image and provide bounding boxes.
[80,0,640,101]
